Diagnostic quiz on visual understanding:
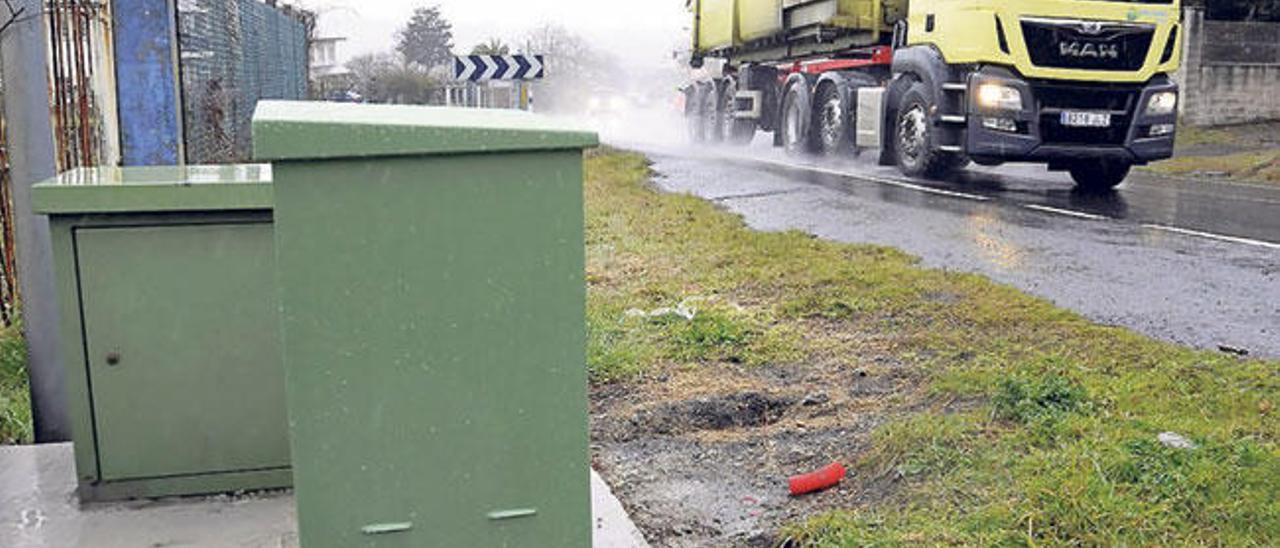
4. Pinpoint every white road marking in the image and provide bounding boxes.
[757,158,991,202]
[764,159,1280,251]
[1141,224,1280,251]
[1024,204,1110,221]
[642,147,1280,252]
[859,174,992,202]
